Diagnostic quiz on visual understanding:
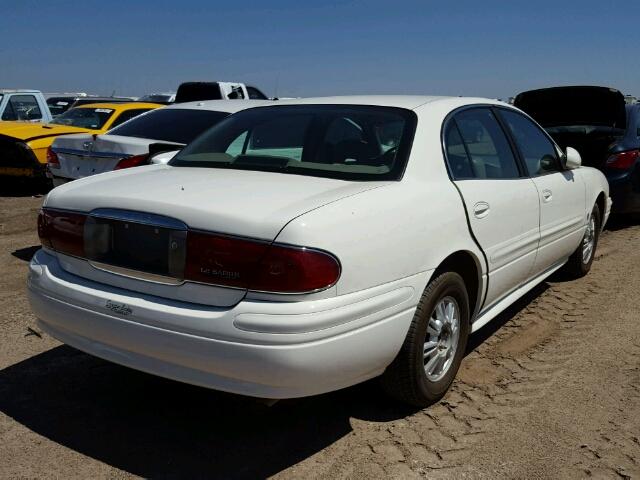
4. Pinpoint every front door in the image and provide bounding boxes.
[497,108,586,276]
